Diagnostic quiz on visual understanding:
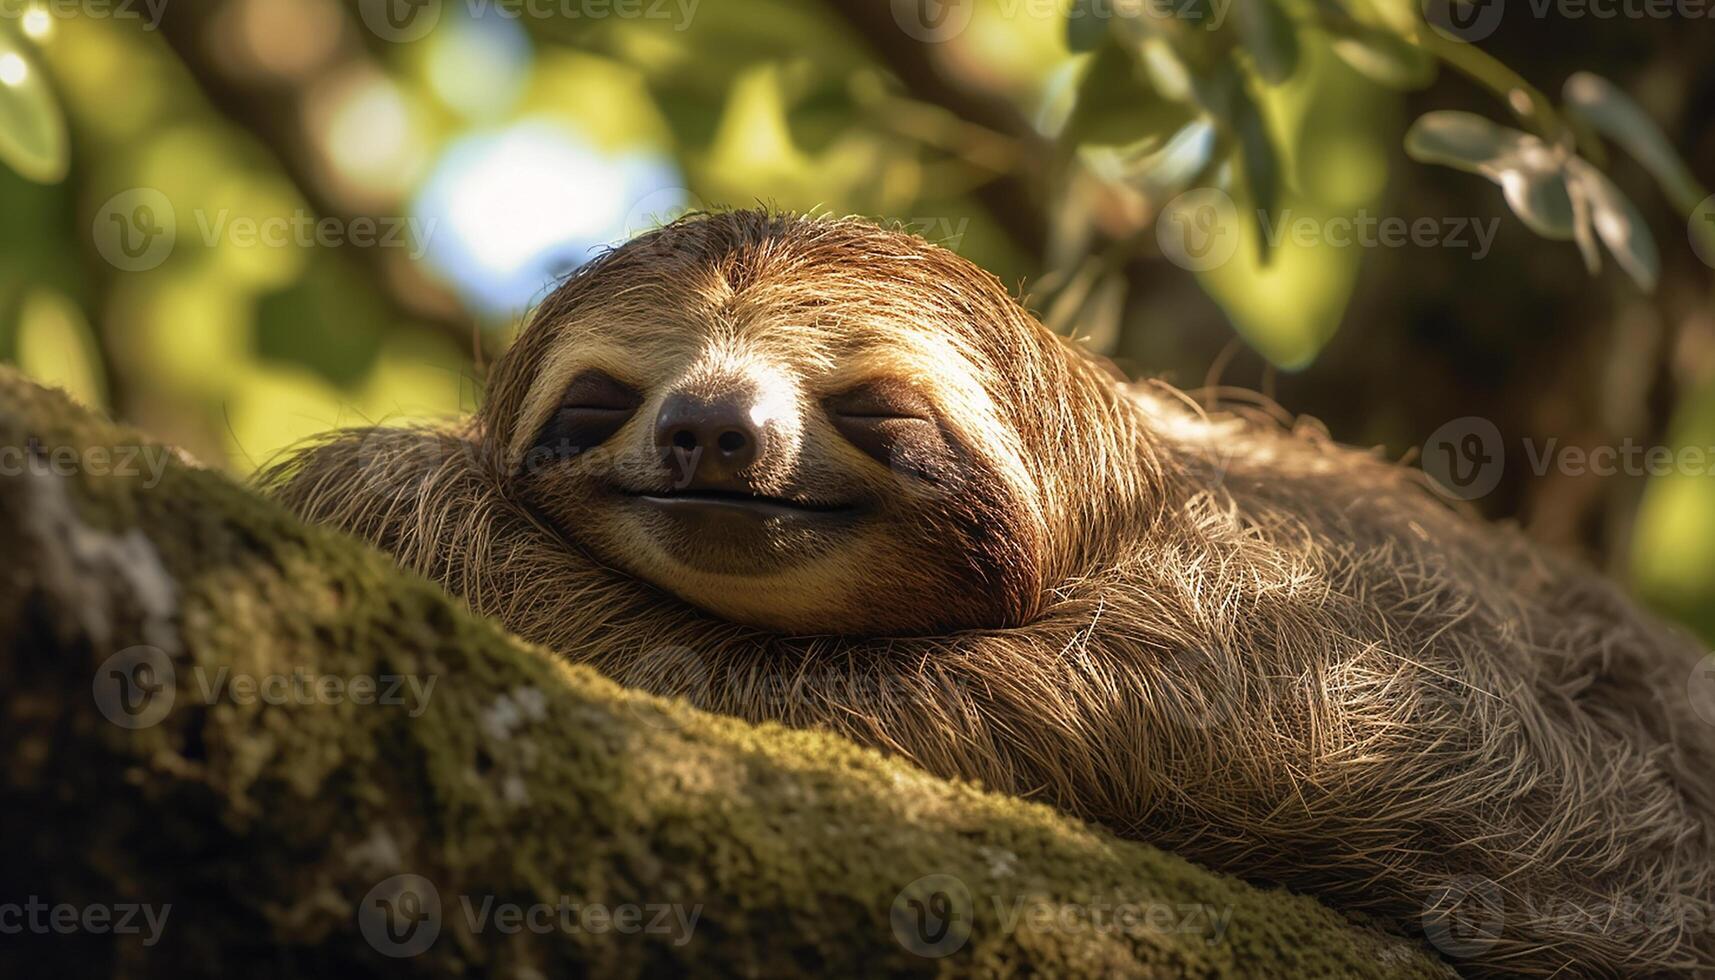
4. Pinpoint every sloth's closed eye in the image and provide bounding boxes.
[561,370,643,411]
[825,380,935,420]
[531,370,643,460]
[825,380,943,467]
